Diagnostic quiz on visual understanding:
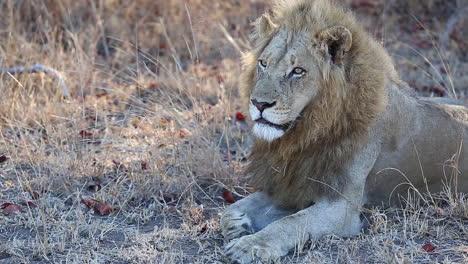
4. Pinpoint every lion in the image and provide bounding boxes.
[220,0,468,263]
